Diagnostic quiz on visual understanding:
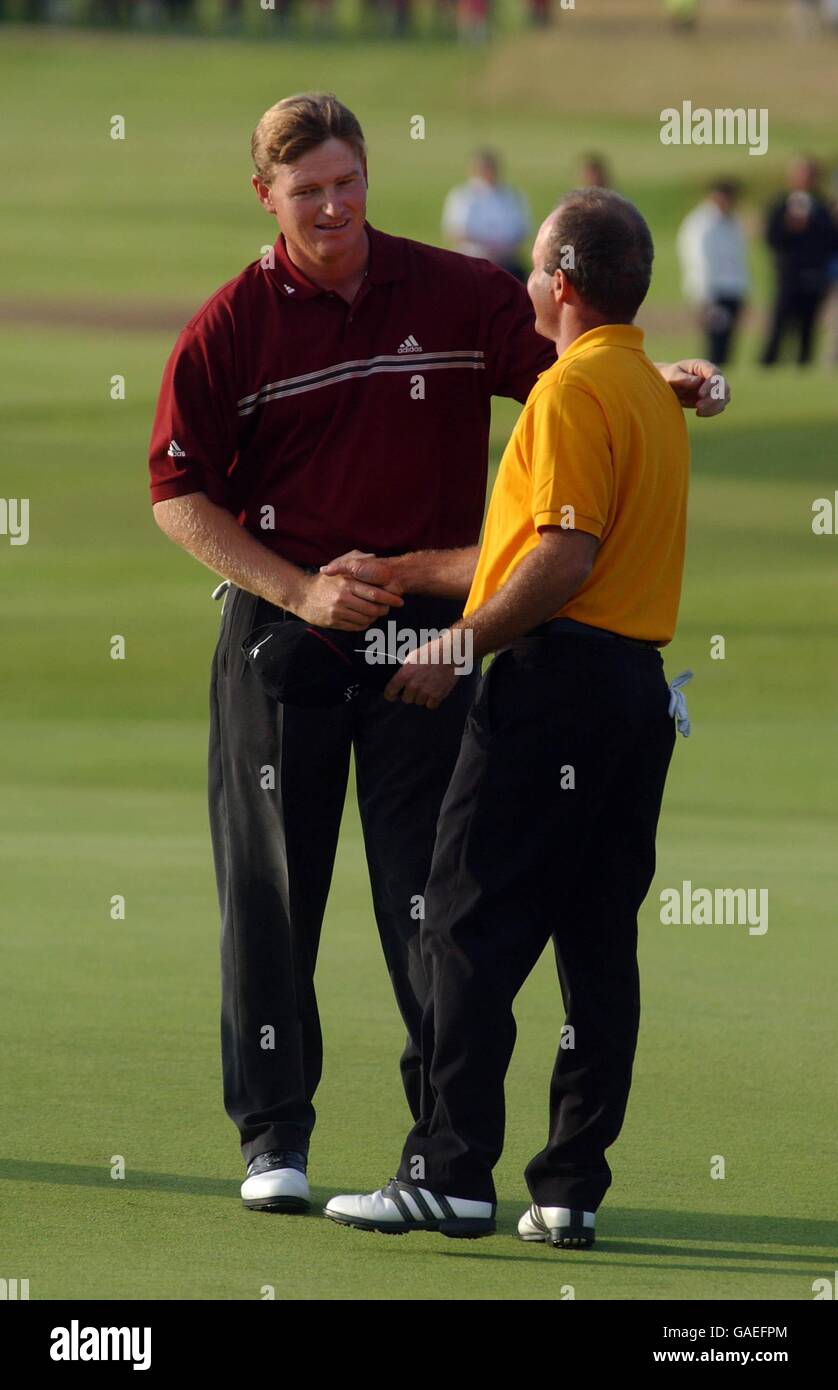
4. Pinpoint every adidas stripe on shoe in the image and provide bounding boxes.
[324,1178,495,1238]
